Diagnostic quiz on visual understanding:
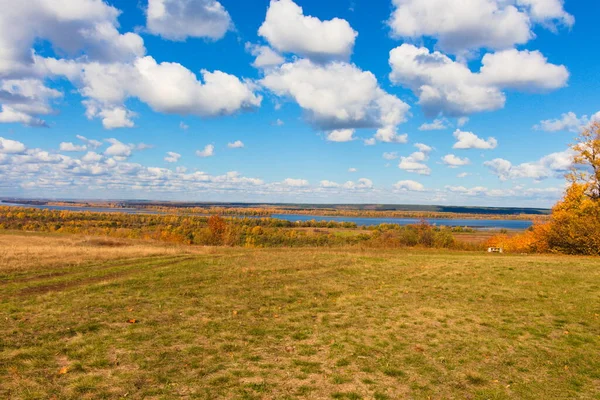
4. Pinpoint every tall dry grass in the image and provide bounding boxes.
[0,232,207,273]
